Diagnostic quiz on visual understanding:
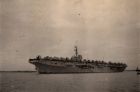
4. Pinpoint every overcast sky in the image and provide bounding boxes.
[0,0,140,71]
